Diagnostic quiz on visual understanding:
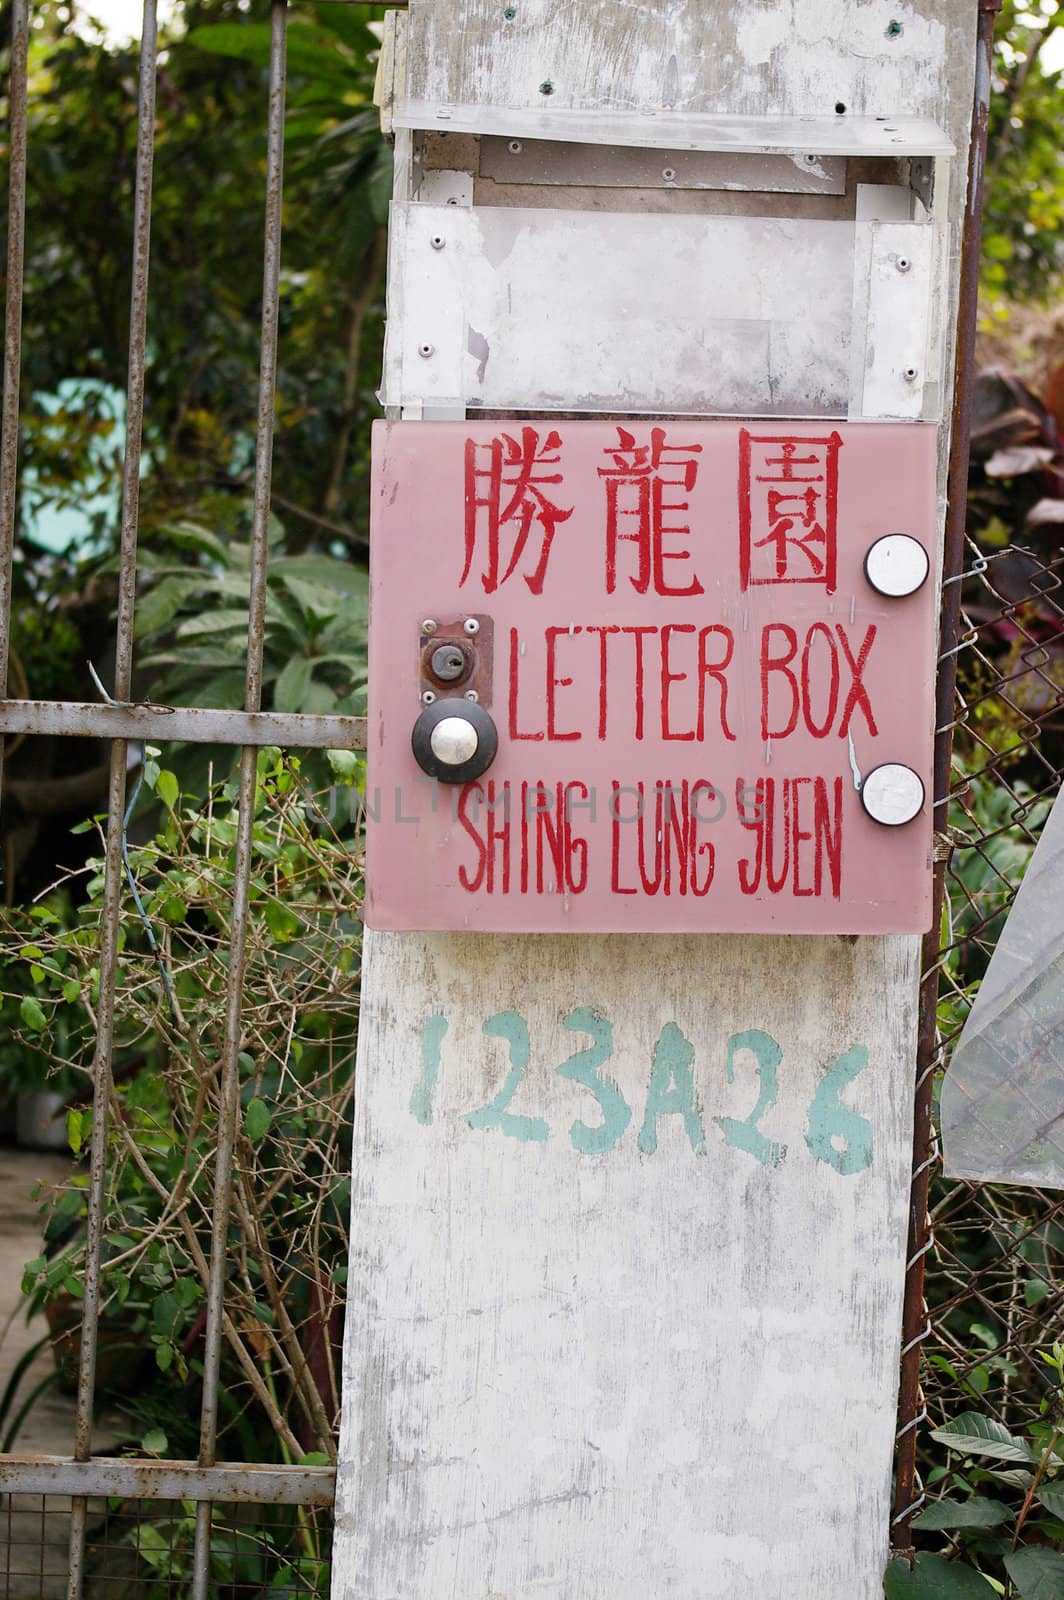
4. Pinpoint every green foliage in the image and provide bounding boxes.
[983,3,1064,303]
[0,0,384,825]
[133,520,368,788]
[890,1347,1064,1597]
[0,891,94,1097]
[11,0,388,551]
[3,753,364,1492]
